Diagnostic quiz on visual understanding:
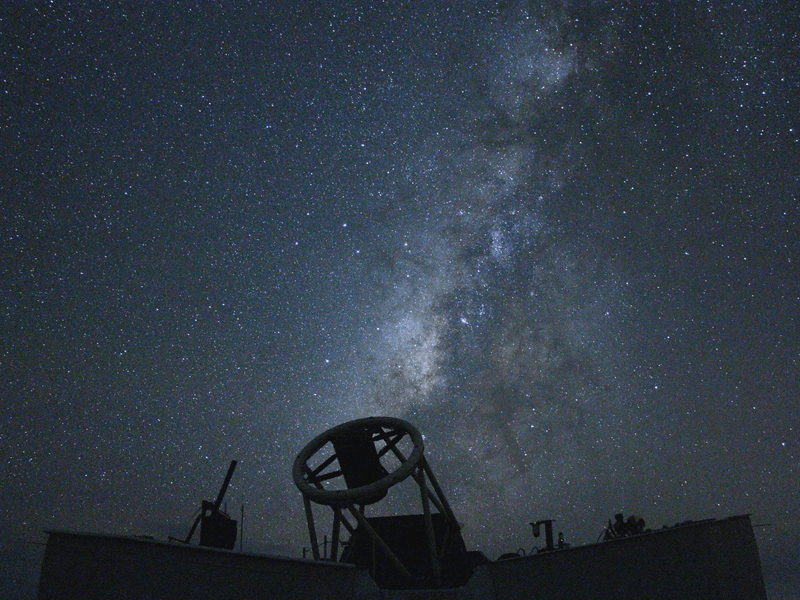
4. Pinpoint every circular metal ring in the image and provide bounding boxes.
[293,416,424,507]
